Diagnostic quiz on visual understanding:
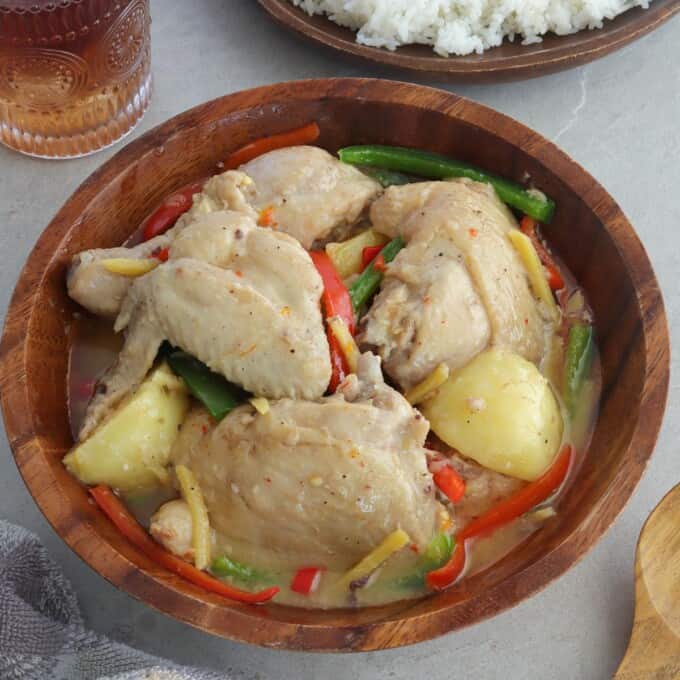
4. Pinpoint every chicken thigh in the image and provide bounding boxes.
[79,211,331,440]
[171,353,443,571]
[68,146,380,318]
[360,179,549,389]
